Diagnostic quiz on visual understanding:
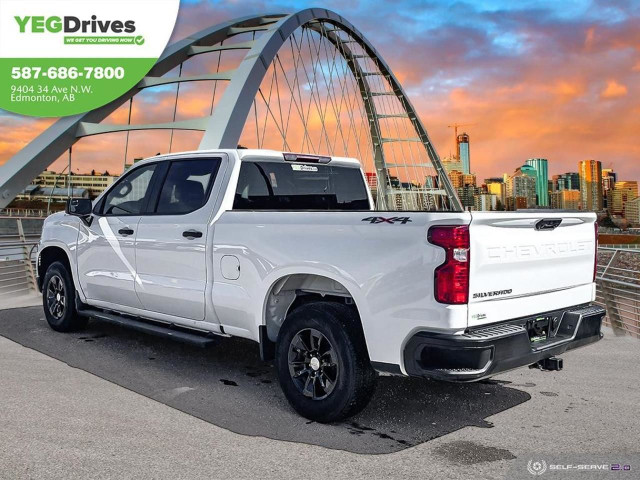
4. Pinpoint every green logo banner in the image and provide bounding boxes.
[1,58,156,116]
[0,0,179,117]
